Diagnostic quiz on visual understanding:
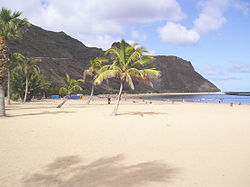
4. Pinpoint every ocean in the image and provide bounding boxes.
[142,93,250,105]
